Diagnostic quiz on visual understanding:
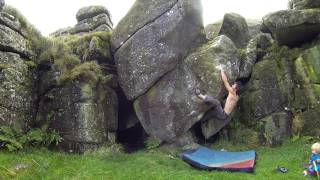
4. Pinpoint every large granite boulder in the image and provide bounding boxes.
[134,35,240,142]
[0,52,36,130]
[292,44,320,136]
[261,112,291,146]
[50,6,112,37]
[111,0,178,50]
[0,12,28,38]
[204,13,249,48]
[76,6,111,22]
[37,81,118,153]
[230,44,296,146]
[289,0,320,10]
[262,9,320,46]
[0,24,33,59]
[112,0,204,100]
[239,33,273,79]
[37,31,118,152]
[237,55,293,126]
[0,5,38,130]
